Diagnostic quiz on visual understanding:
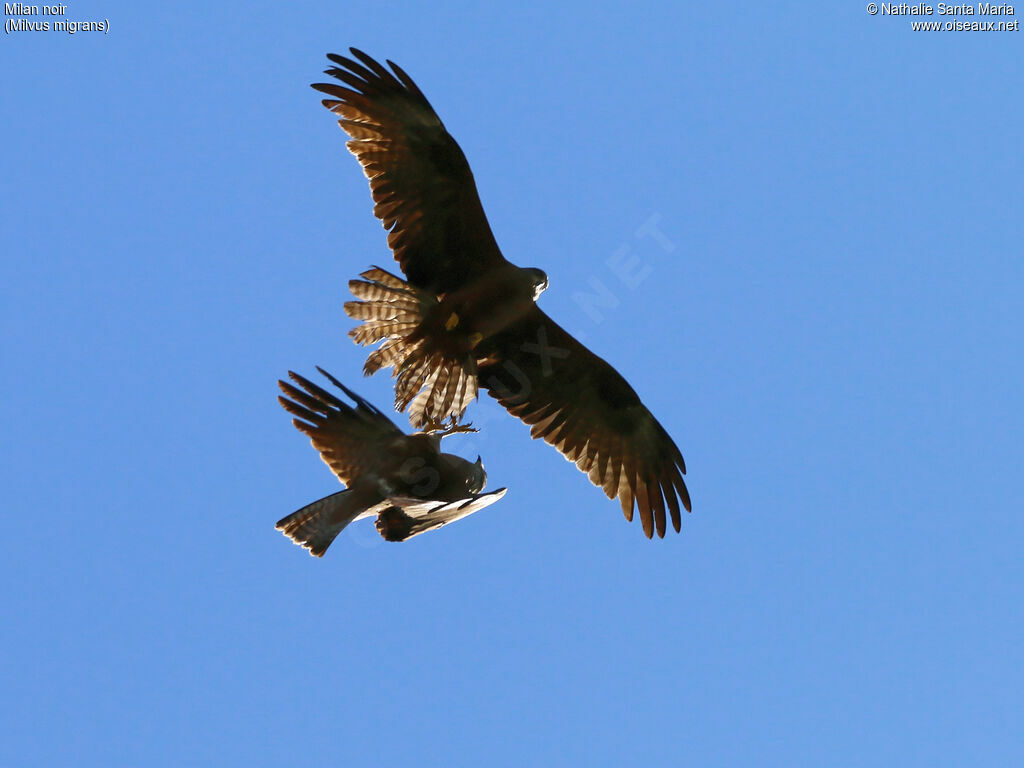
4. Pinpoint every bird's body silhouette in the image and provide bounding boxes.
[276,369,505,555]
[314,49,691,538]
